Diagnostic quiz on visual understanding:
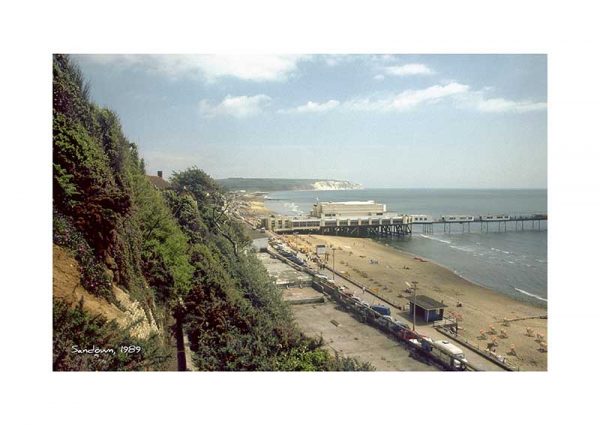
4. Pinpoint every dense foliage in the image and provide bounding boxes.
[53,211,112,295]
[53,300,169,371]
[53,54,192,301]
[52,54,372,371]
[165,168,373,370]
